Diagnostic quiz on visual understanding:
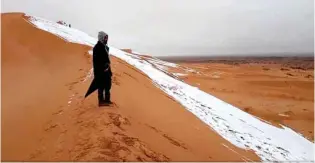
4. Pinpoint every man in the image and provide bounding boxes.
[93,31,112,106]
